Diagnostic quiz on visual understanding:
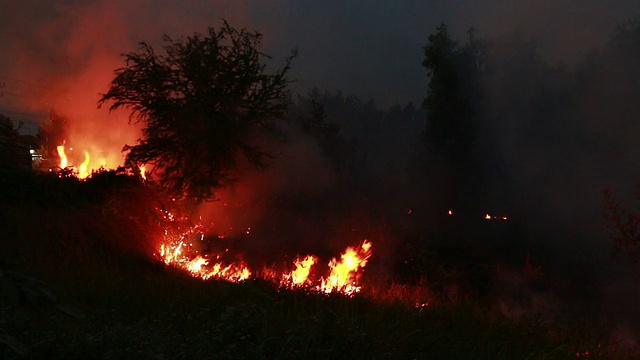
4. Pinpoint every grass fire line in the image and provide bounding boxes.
[156,206,373,296]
